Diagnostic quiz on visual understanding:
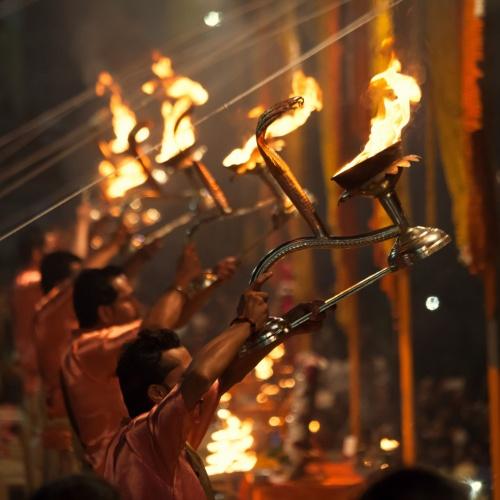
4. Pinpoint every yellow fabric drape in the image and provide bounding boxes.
[424,0,470,264]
